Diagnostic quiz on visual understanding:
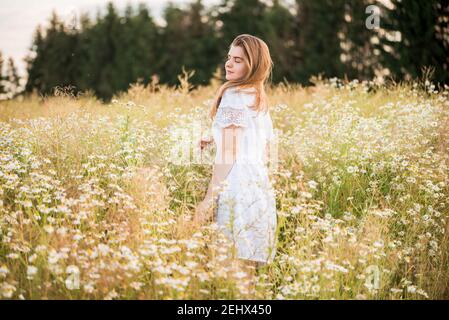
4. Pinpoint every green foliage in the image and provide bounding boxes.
[18,0,449,102]
[378,0,449,84]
